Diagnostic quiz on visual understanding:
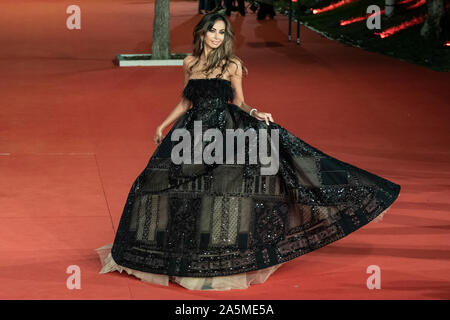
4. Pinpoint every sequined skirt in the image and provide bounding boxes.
[96,210,388,290]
